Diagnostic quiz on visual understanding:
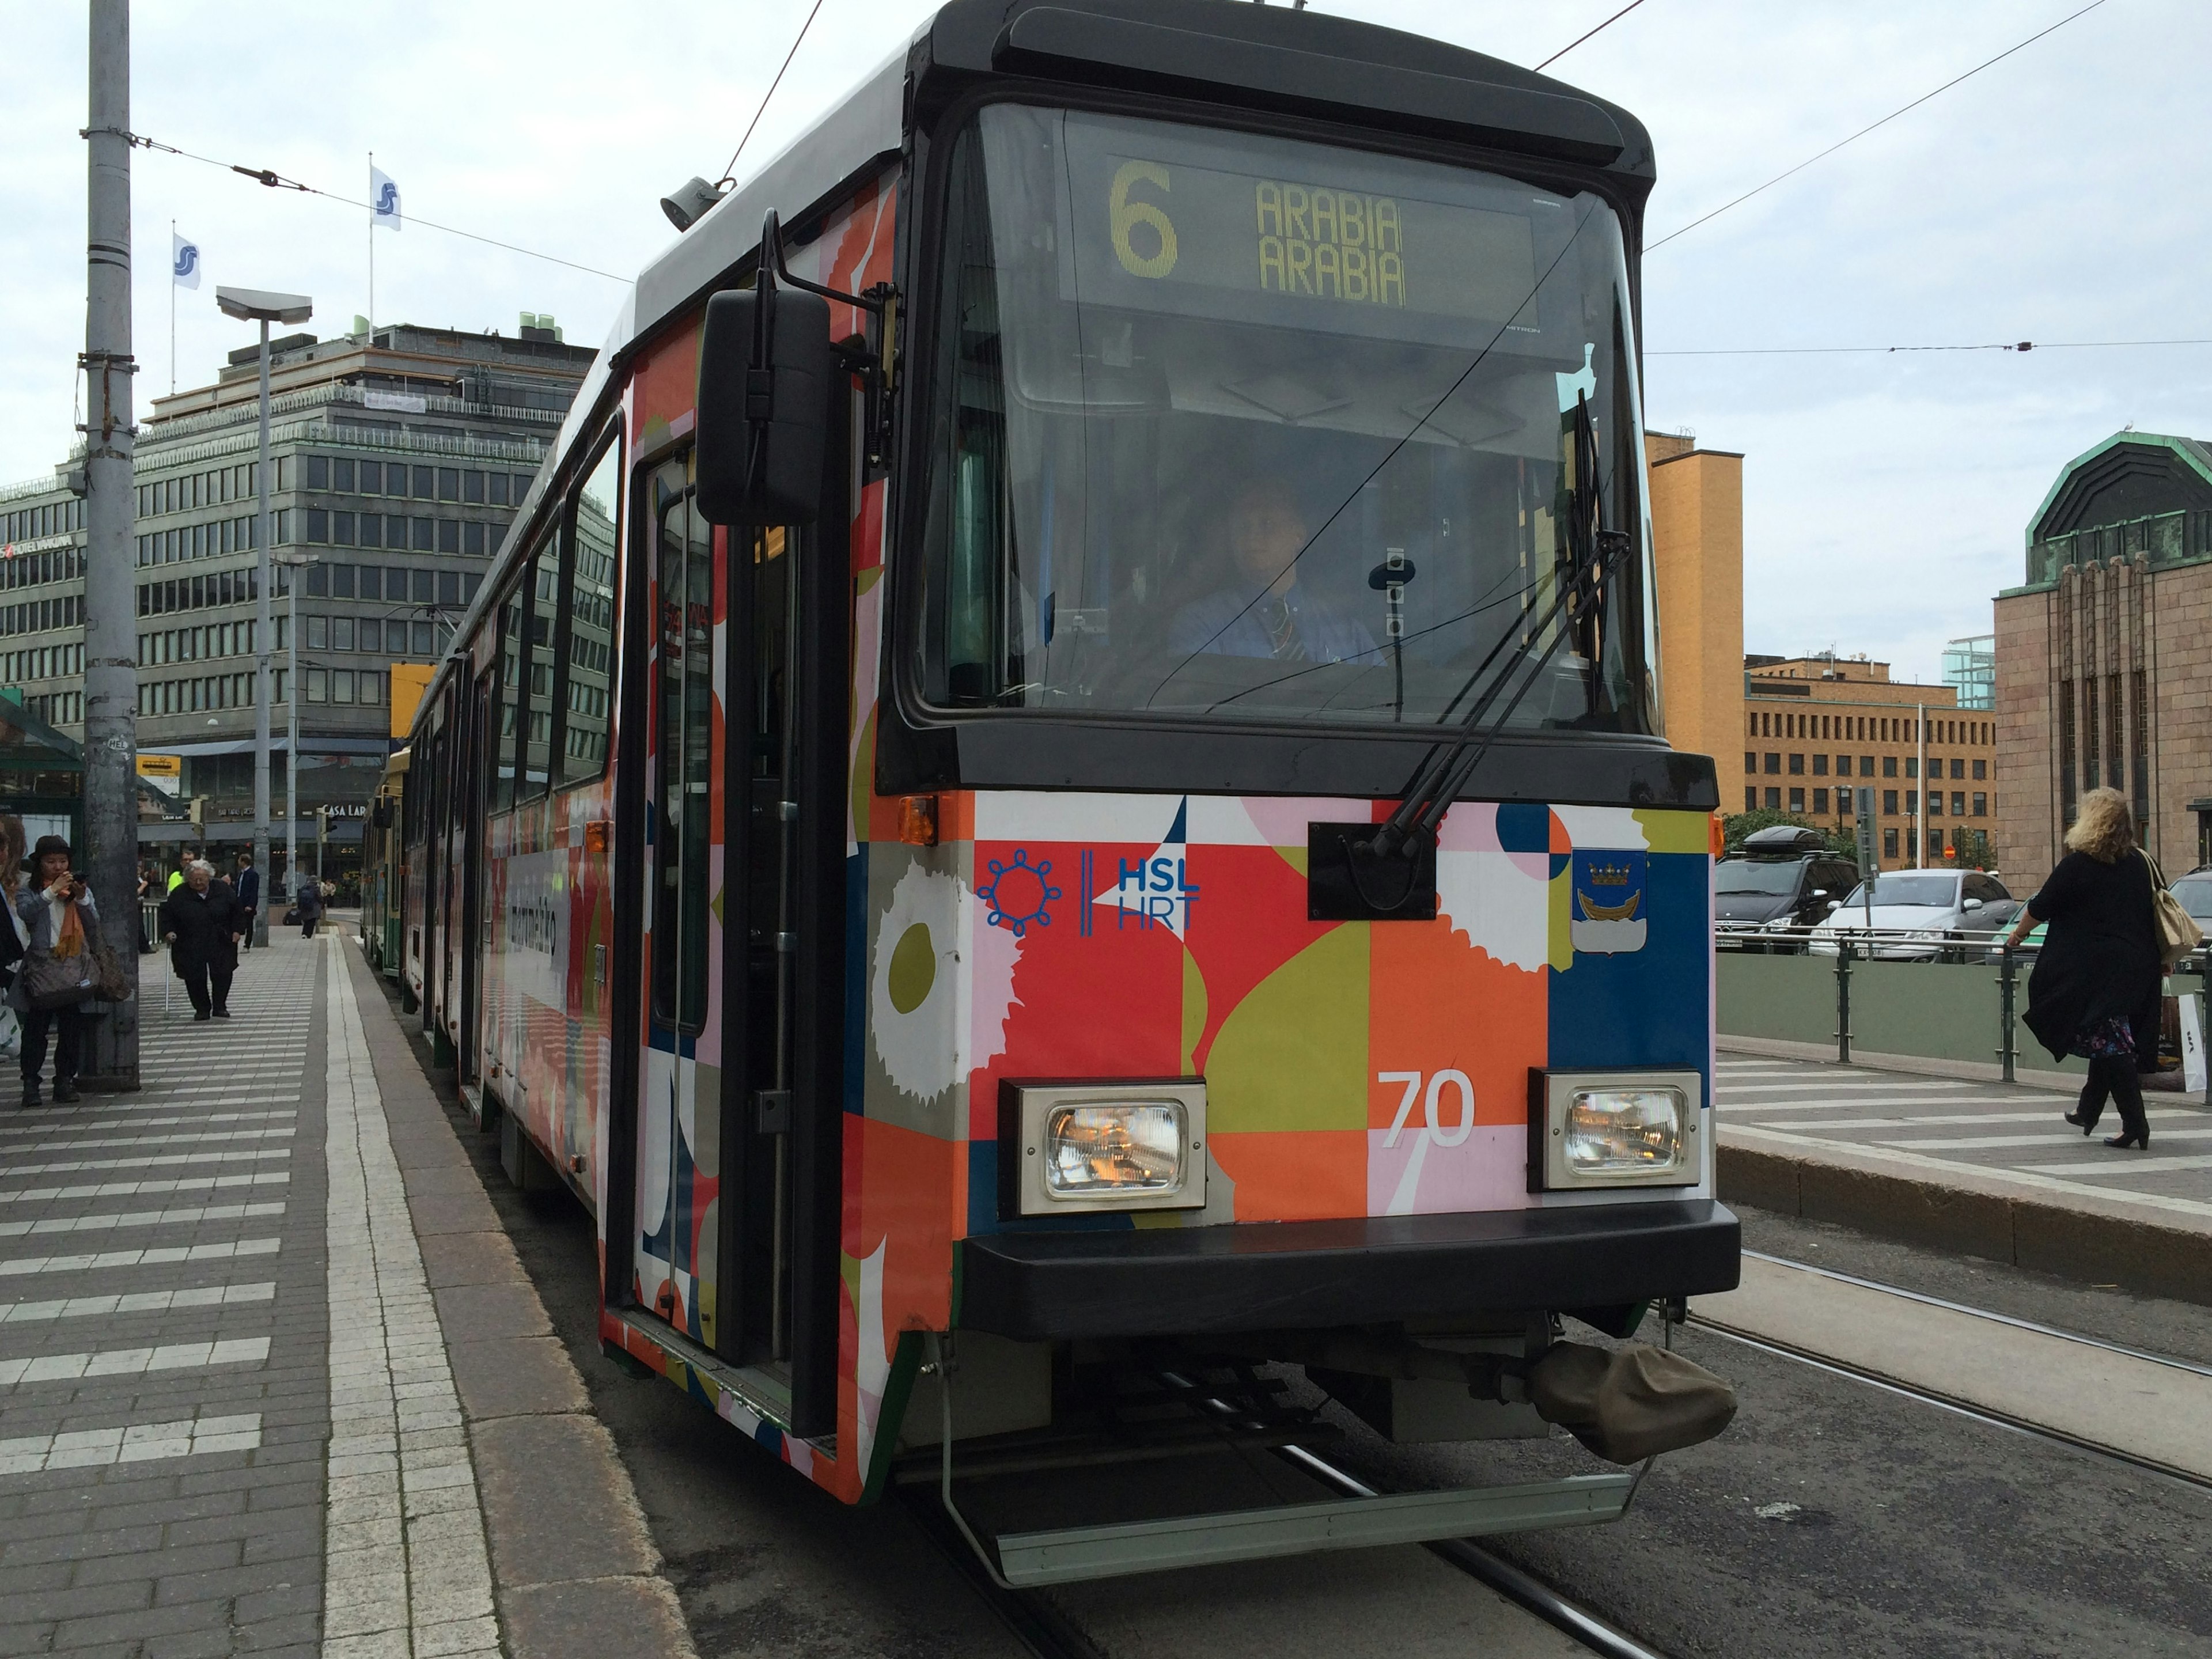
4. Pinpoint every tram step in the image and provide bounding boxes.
[991,1471,1634,1587]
